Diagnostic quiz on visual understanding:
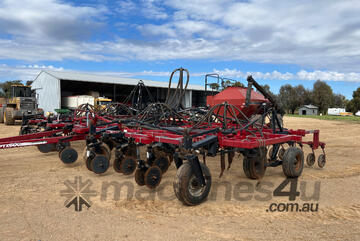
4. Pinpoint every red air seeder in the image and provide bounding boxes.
[0,69,326,205]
